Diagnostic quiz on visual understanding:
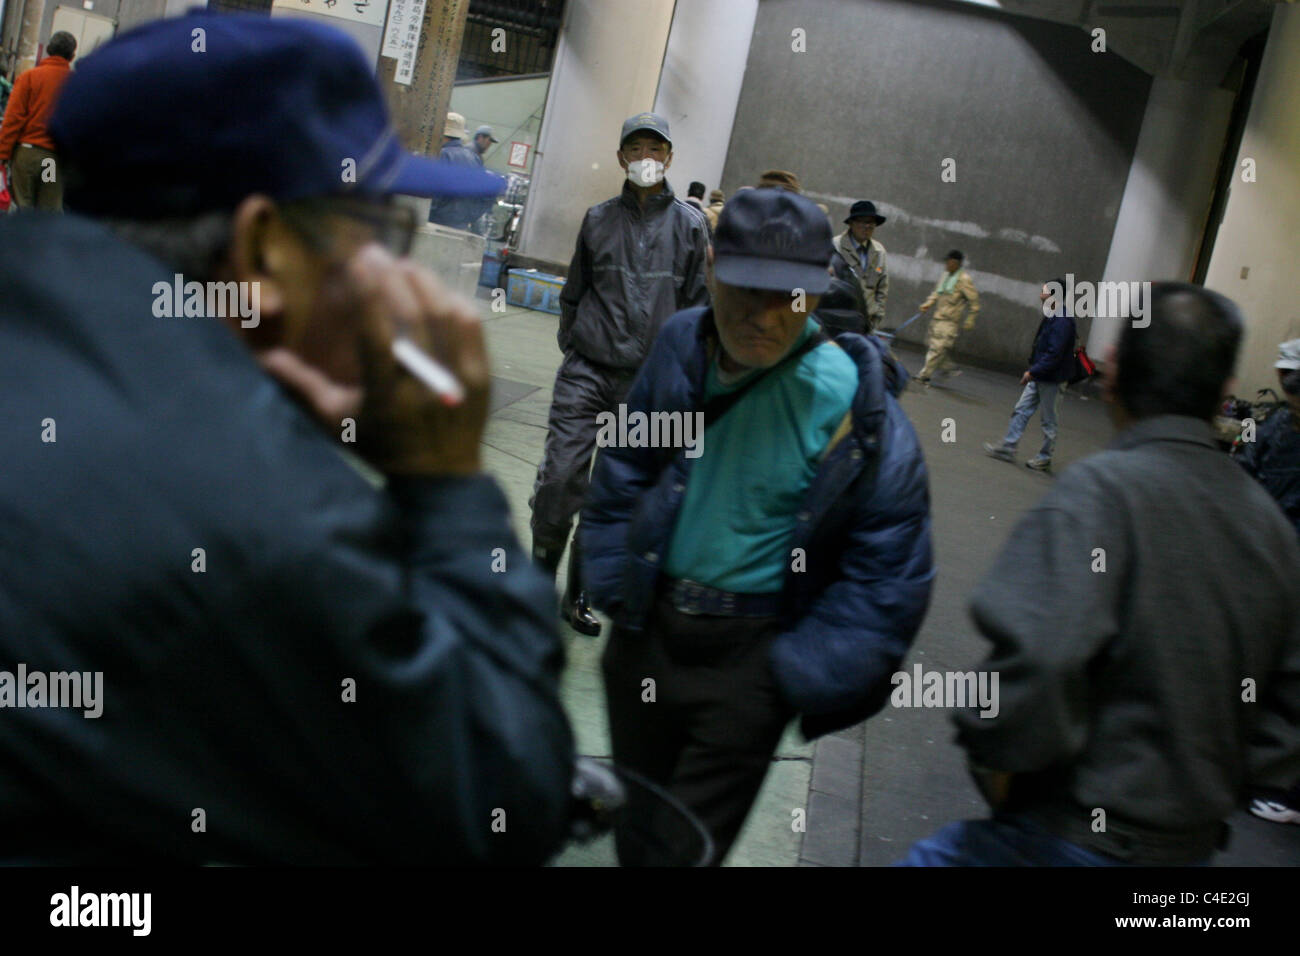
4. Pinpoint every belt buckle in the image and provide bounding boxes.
[677,580,704,616]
